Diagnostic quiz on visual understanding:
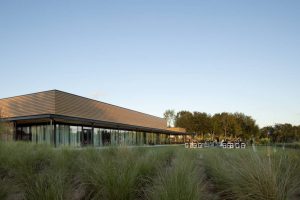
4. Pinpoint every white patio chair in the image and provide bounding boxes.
[227,143,234,149]
[193,143,197,148]
[222,143,227,148]
[241,143,246,148]
[198,143,203,148]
